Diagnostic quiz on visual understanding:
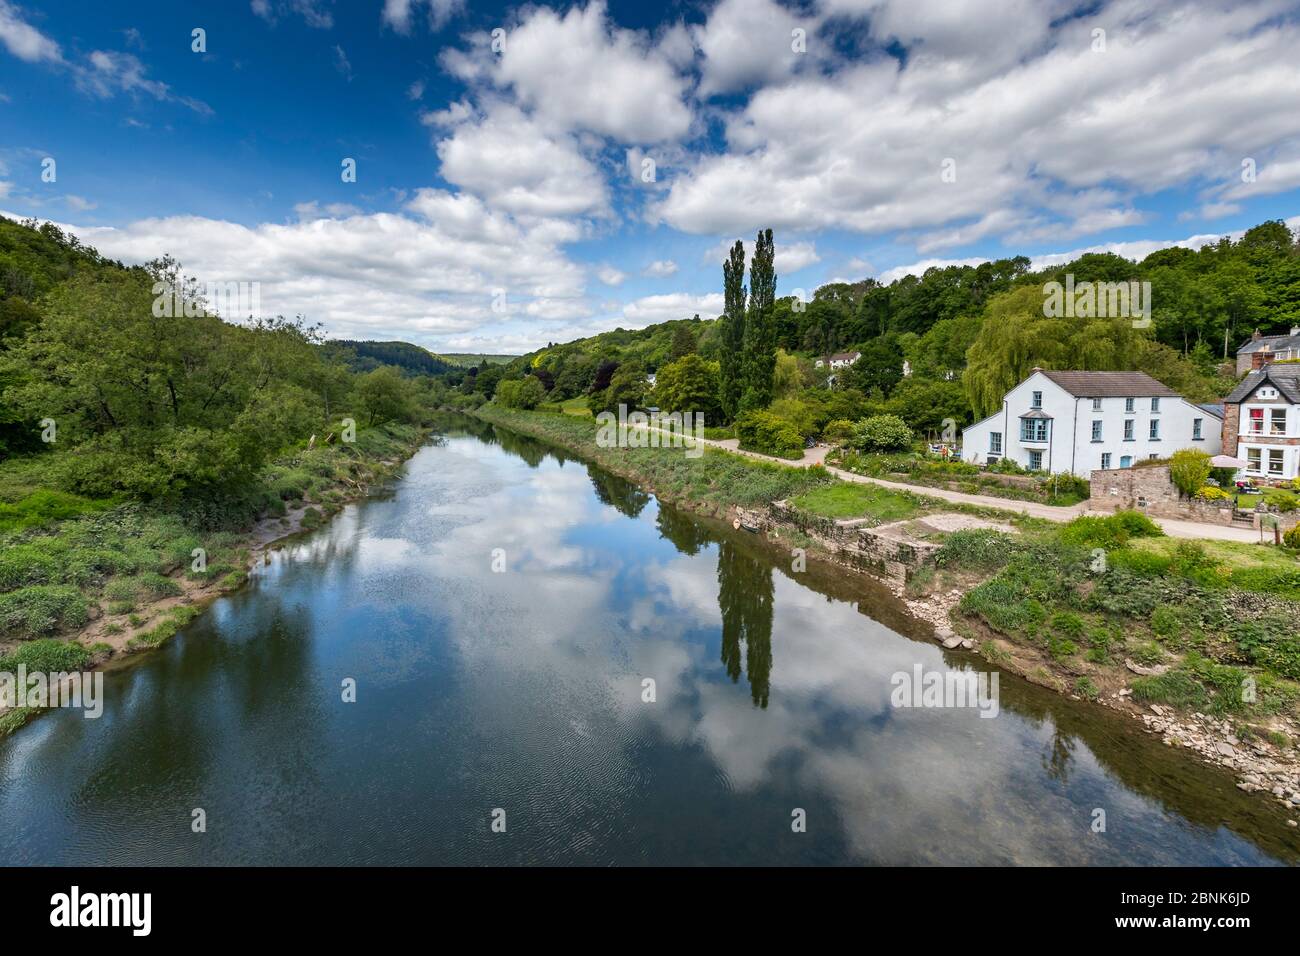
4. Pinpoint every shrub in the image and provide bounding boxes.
[1284,525,1300,551]
[934,529,1020,571]
[822,419,856,443]
[735,410,804,458]
[852,414,913,452]
[0,543,60,590]
[1169,449,1212,497]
